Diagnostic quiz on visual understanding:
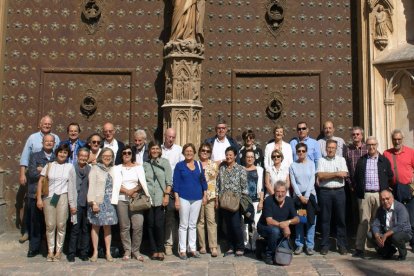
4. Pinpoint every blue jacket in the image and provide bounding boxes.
[59,139,86,164]
[372,200,412,237]
[27,151,55,198]
[204,135,240,164]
